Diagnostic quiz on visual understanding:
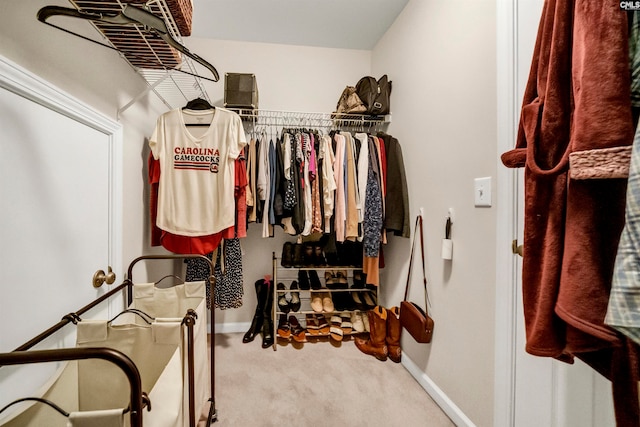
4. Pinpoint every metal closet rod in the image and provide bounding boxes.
[229,108,391,127]
[228,108,392,125]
